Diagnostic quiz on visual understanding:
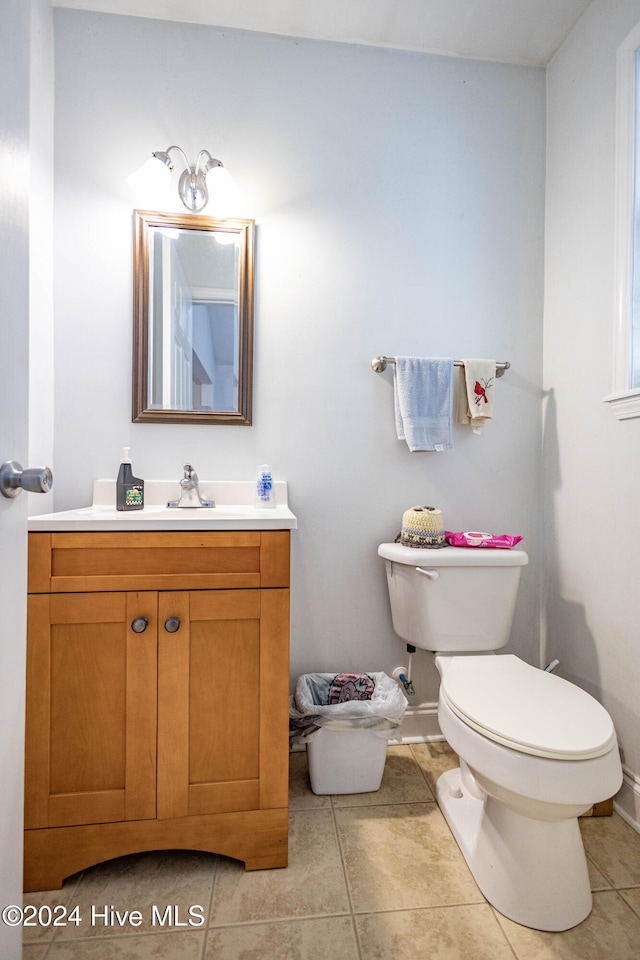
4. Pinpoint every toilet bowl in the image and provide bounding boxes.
[378,542,623,931]
[435,653,622,930]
